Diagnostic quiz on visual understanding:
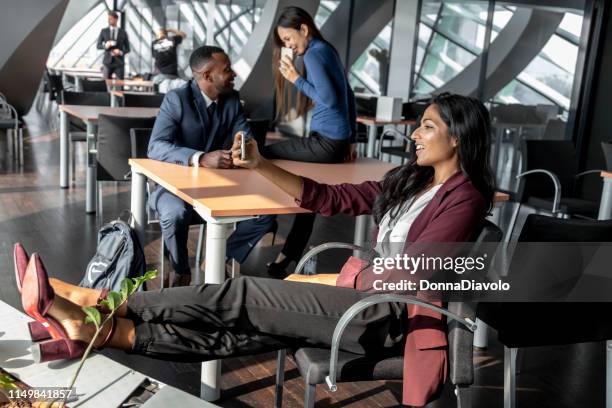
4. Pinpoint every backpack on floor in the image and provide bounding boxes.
[80,212,147,292]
